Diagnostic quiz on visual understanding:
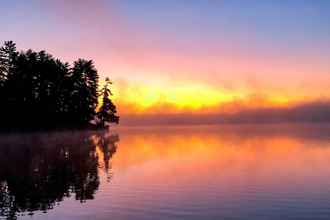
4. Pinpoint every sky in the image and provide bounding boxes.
[1,0,330,122]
